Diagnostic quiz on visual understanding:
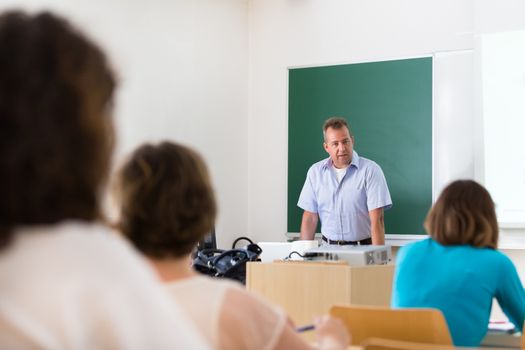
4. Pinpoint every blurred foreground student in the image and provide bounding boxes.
[115,141,350,350]
[392,180,525,347]
[0,11,207,349]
